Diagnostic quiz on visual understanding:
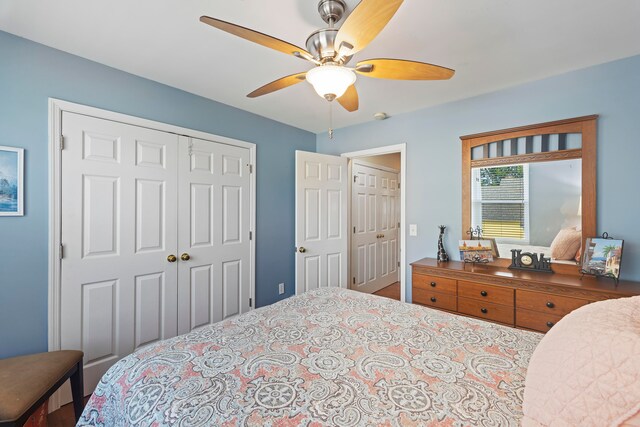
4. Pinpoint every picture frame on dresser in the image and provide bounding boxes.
[485,238,499,258]
[459,240,494,263]
[580,236,624,283]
